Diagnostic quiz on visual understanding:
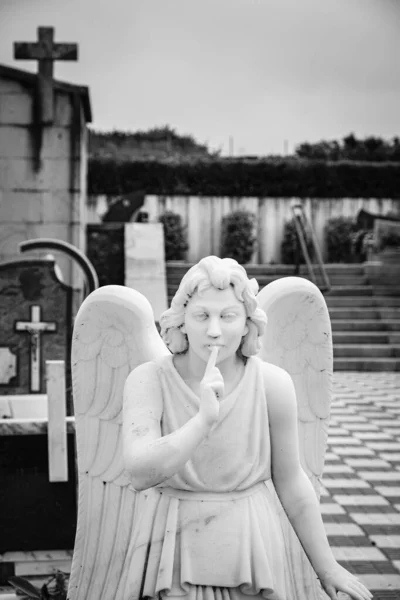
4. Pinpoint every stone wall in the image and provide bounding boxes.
[88,194,400,264]
[0,74,87,291]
